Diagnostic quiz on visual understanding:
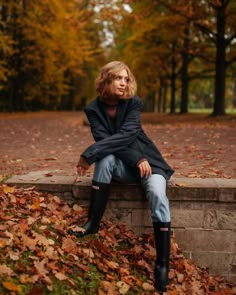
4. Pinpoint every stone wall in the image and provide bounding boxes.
[5,174,236,283]
[73,177,236,284]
